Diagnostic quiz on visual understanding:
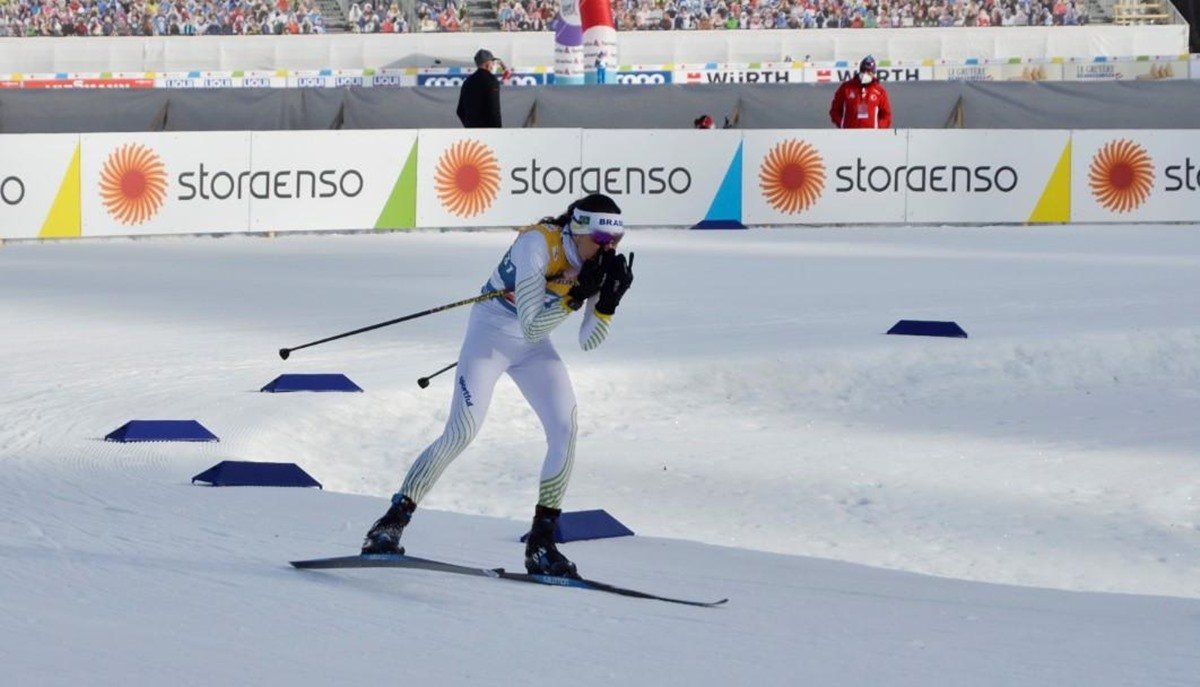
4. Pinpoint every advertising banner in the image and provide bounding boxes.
[416,129,583,228]
[935,59,1065,82]
[580,0,618,84]
[81,132,252,236]
[553,0,585,85]
[0,135,81,240]
[742,130,908,224]
[580,130,742,226]
[673,64,805,85]
[905,130,1070,223]
[12,74,155,89]
[1062,56,1190,81]
[611,68,672,85]
[248,130,419,232]
[287,71,337,88]
[369,70,409,88]
[1072,130,1200,223]
[156,71,289,89]
[804,62,933,83]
